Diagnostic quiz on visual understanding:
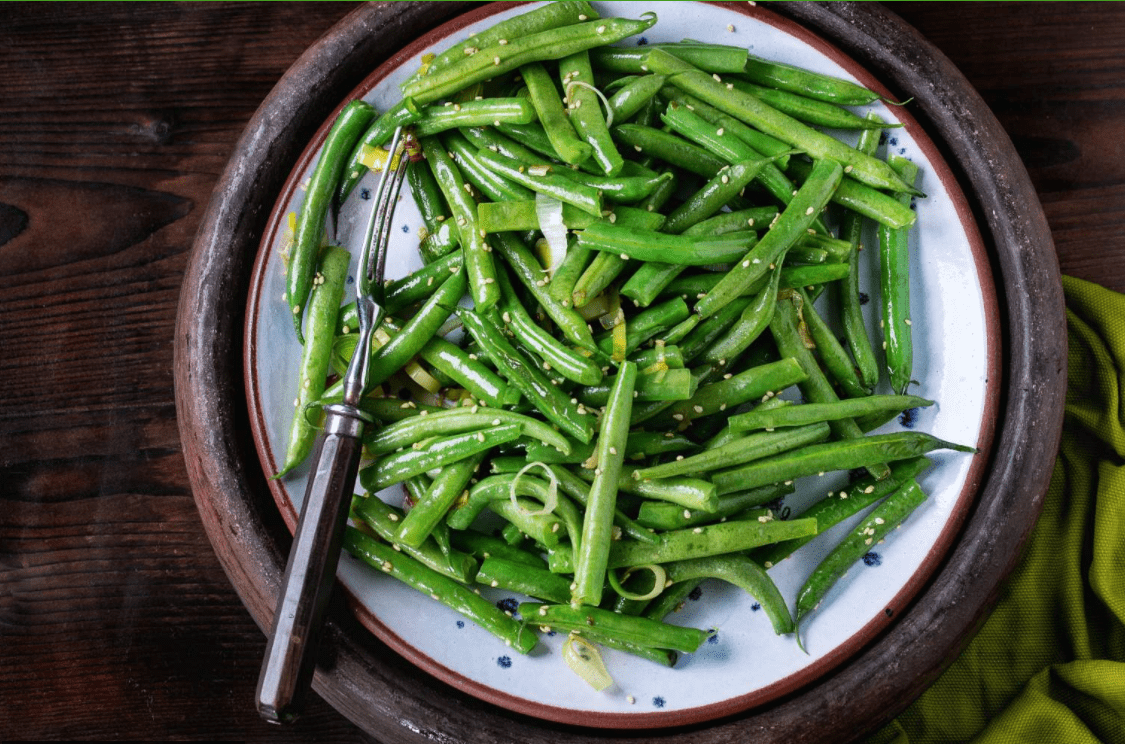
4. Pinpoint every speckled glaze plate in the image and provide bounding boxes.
[242,1,999,729]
